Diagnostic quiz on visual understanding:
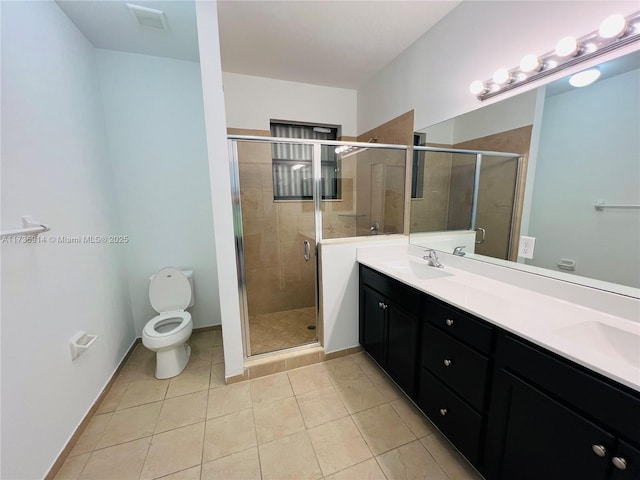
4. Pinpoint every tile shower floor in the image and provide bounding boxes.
[55,330,483,480]
[249,307,317,355]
